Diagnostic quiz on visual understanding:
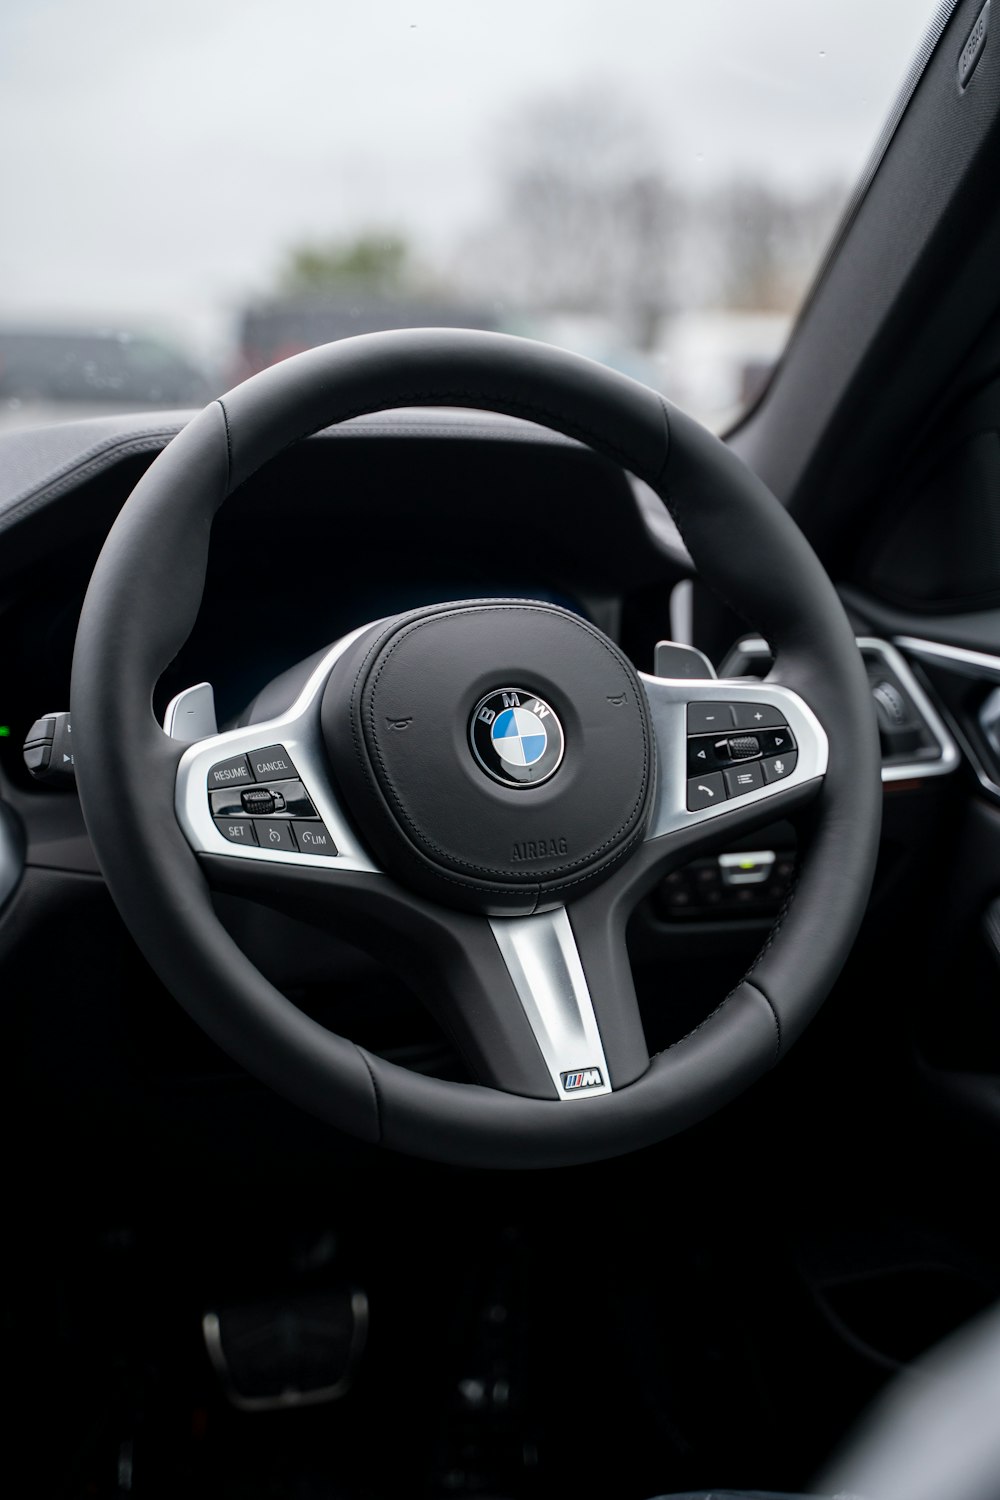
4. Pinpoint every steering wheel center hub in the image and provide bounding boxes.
[321,599,654,914]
